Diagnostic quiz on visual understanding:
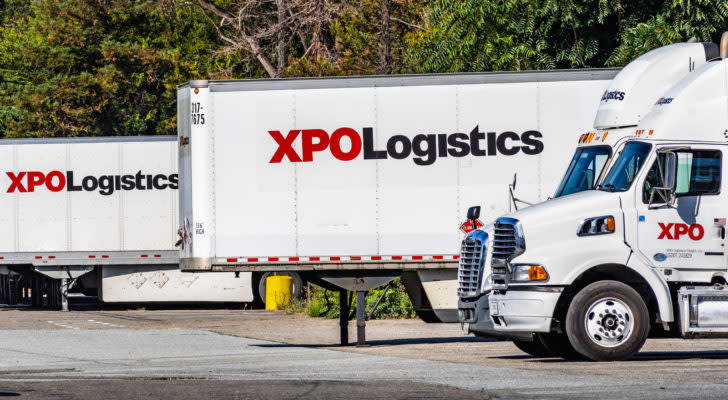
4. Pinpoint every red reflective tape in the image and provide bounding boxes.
[309,257,320,261]
[392,256,402,260]
[453,255,459,260]
[35,256,42,259]
[289,257,300,262]
[226,258,237,263]
[102,255,109,259]
[88,255,96,259]
[268,257,279,262]
[350,256,361,261]
[371,256,382,261]
[0,257,4,260]
[154,255,161,258]
[433,255,444,260]
[248,258,259,262]
[412,256,423,260]
[141,255,149,258]
[330,256,341,261]
[49,256,56,259]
